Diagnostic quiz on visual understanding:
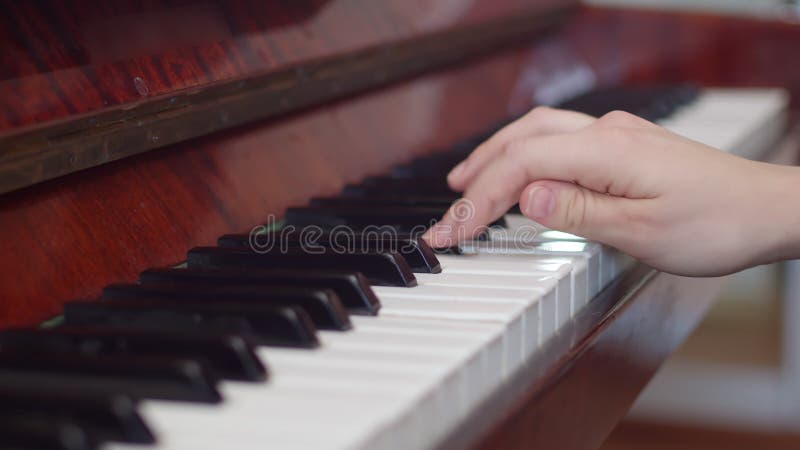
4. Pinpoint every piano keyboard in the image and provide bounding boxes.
[0,86,787,450]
